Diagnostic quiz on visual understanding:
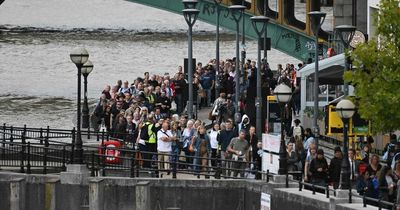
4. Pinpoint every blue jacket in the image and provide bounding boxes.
[193,134,211,155]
